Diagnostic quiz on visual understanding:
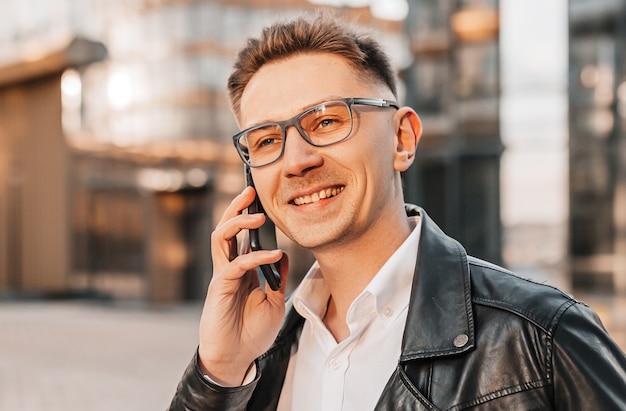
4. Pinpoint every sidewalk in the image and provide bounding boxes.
[0,300,201,411]
[1,295,624,411]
